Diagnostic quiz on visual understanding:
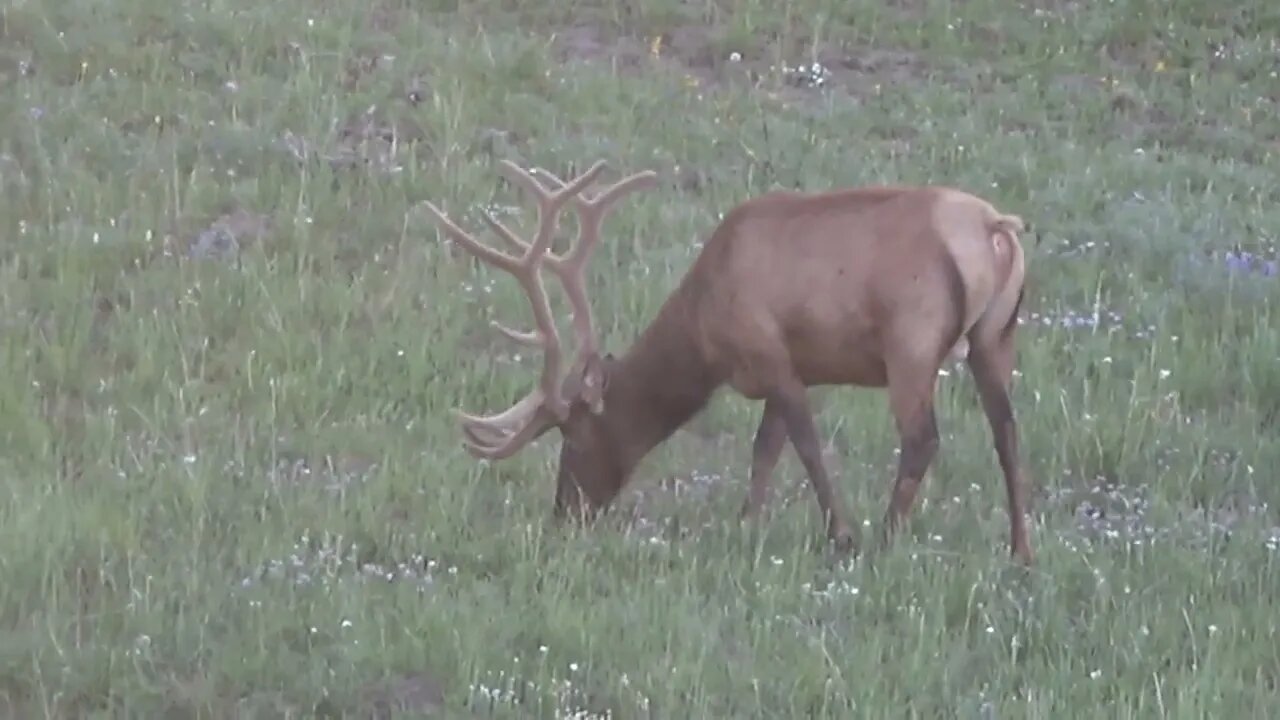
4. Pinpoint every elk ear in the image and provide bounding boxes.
[562,353,612,415]
[581,352,612,415]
